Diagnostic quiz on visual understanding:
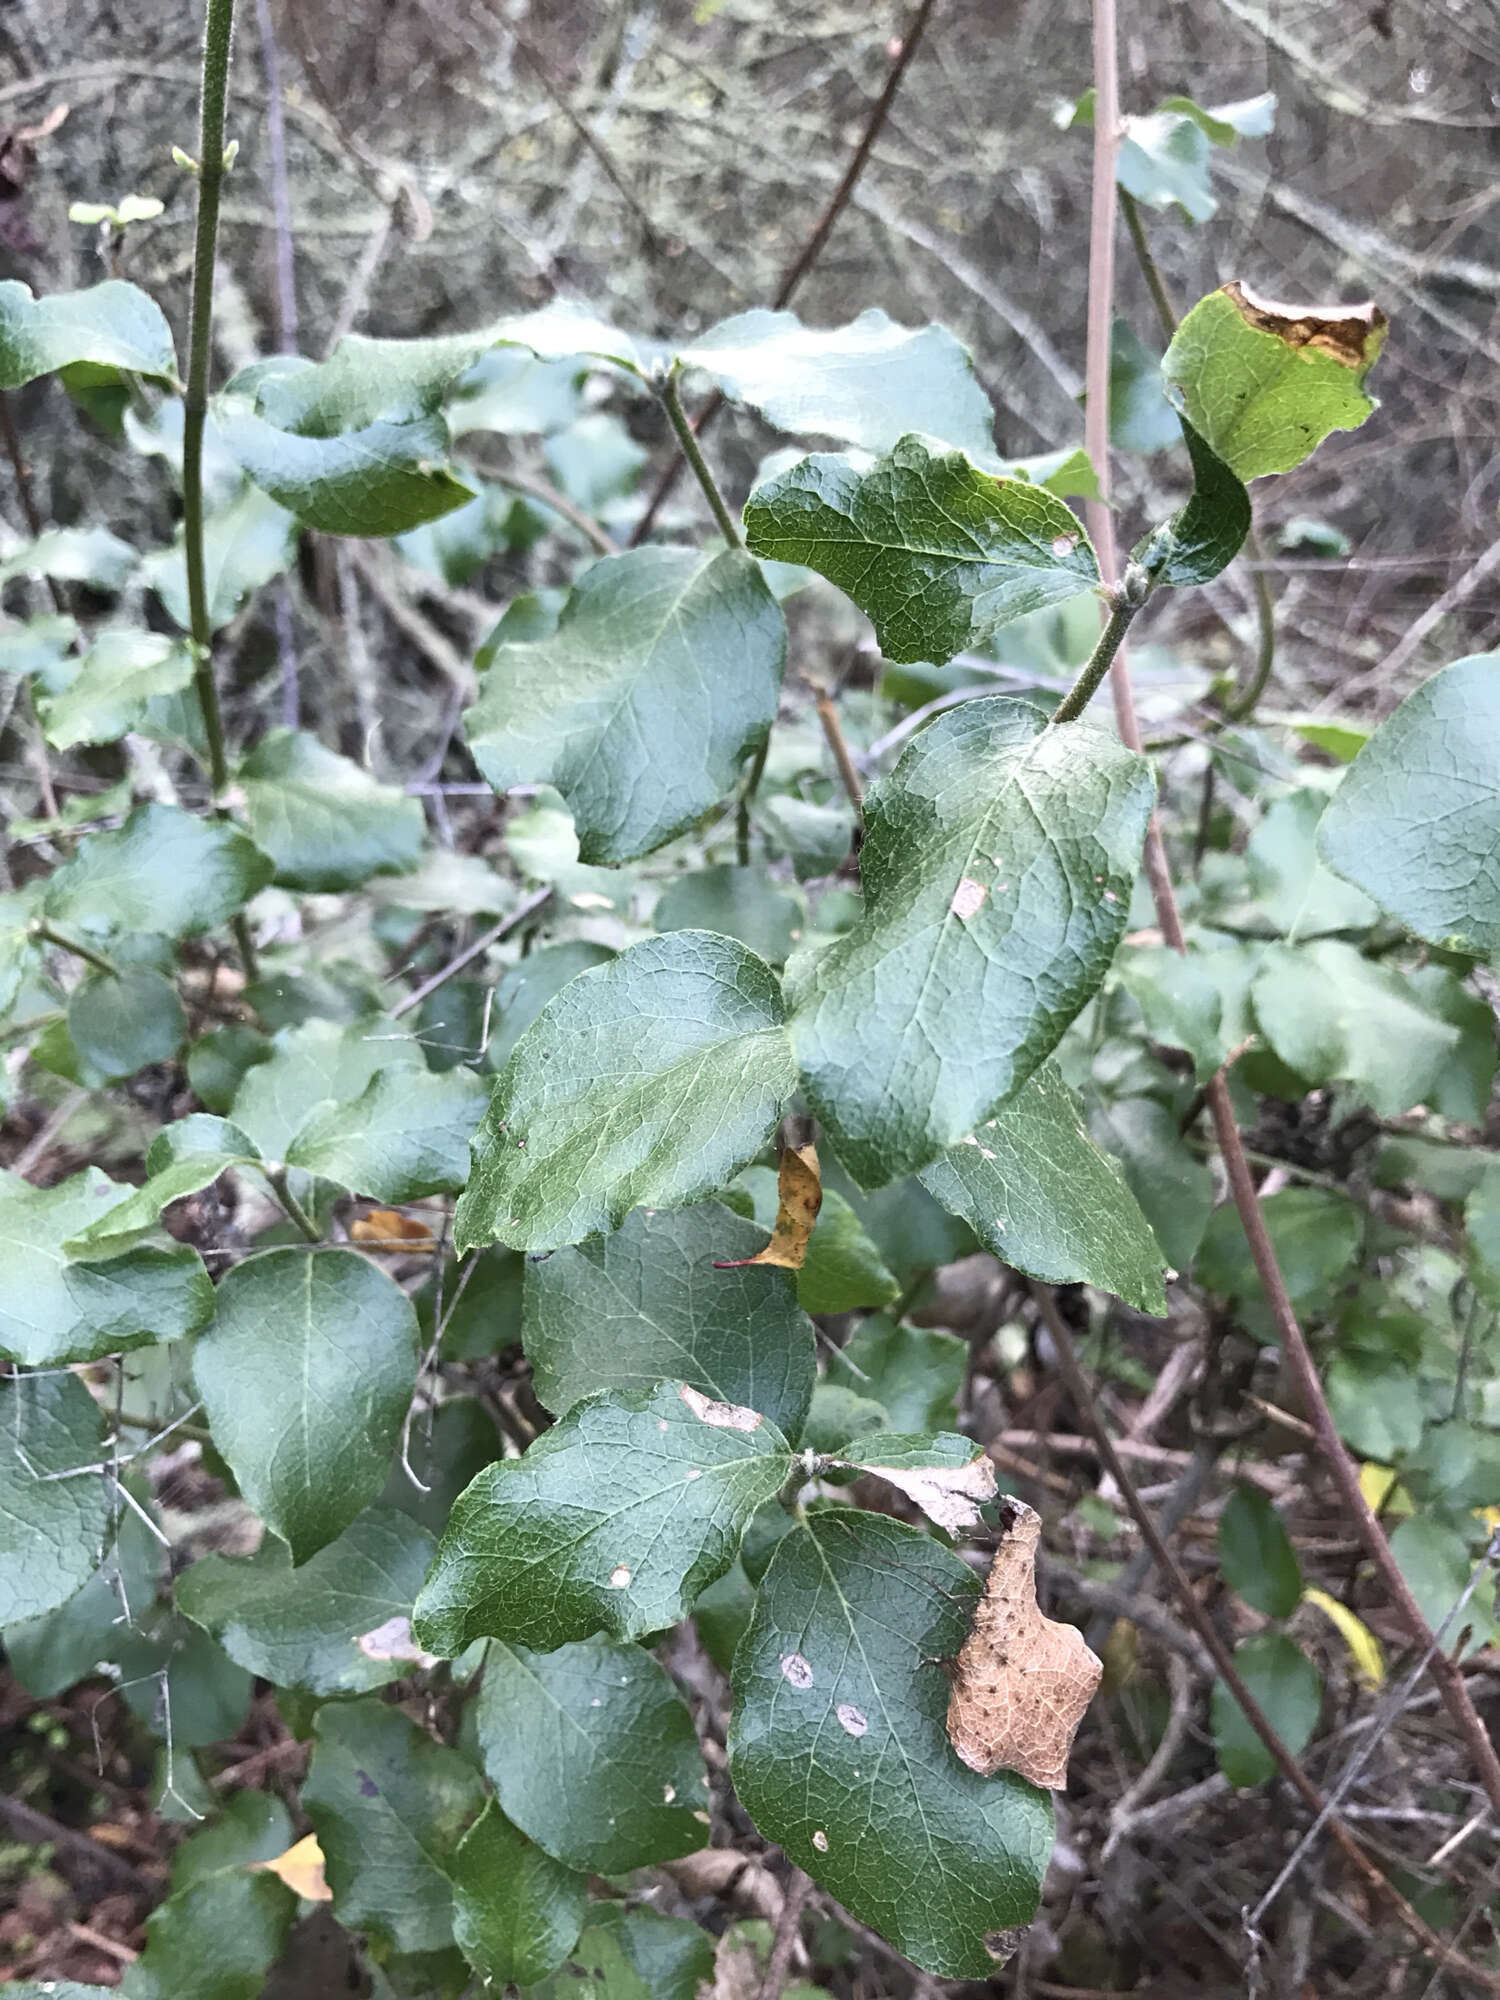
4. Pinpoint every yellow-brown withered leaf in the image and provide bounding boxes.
[946,1496,1102,1790]
[714,1140,821,1272]
[350,1207,435,1248]
[254,1832,332,1901]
